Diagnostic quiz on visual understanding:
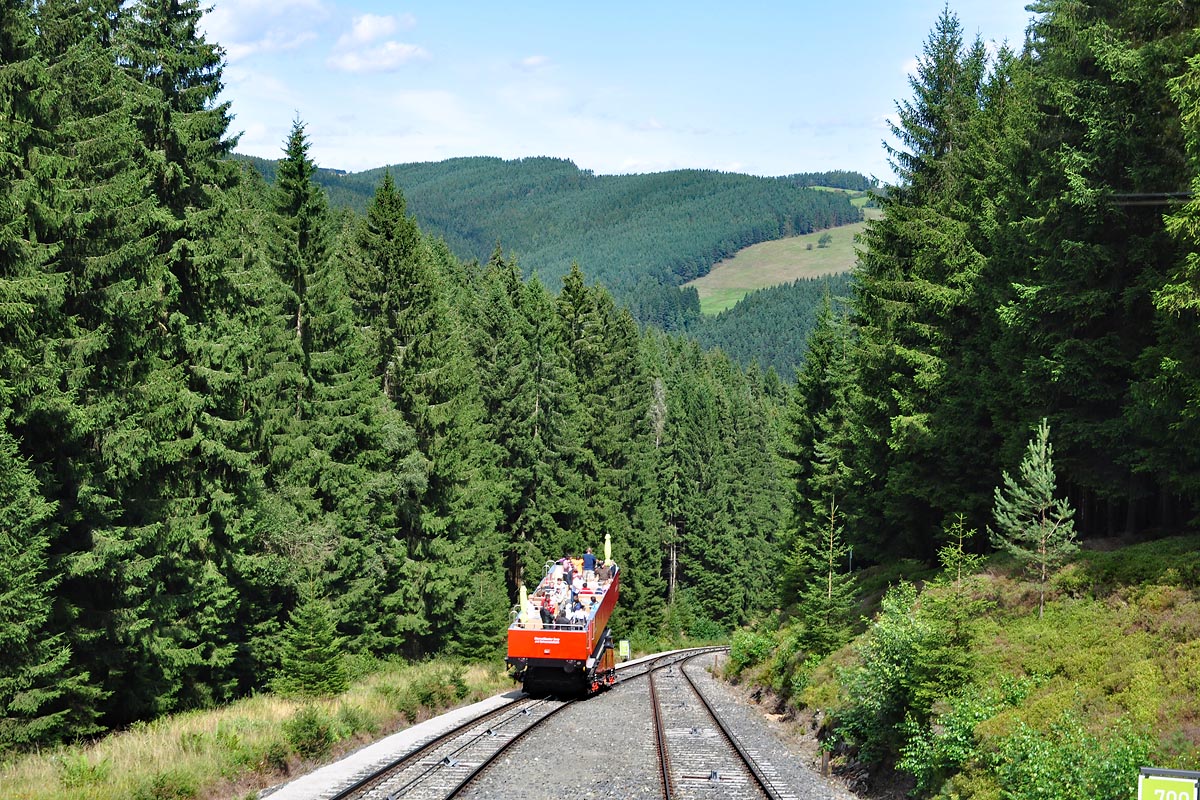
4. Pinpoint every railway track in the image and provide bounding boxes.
[308,648,726,800]
[648,651,797,800]
[322,695,569,800]
[265,647,835,800]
